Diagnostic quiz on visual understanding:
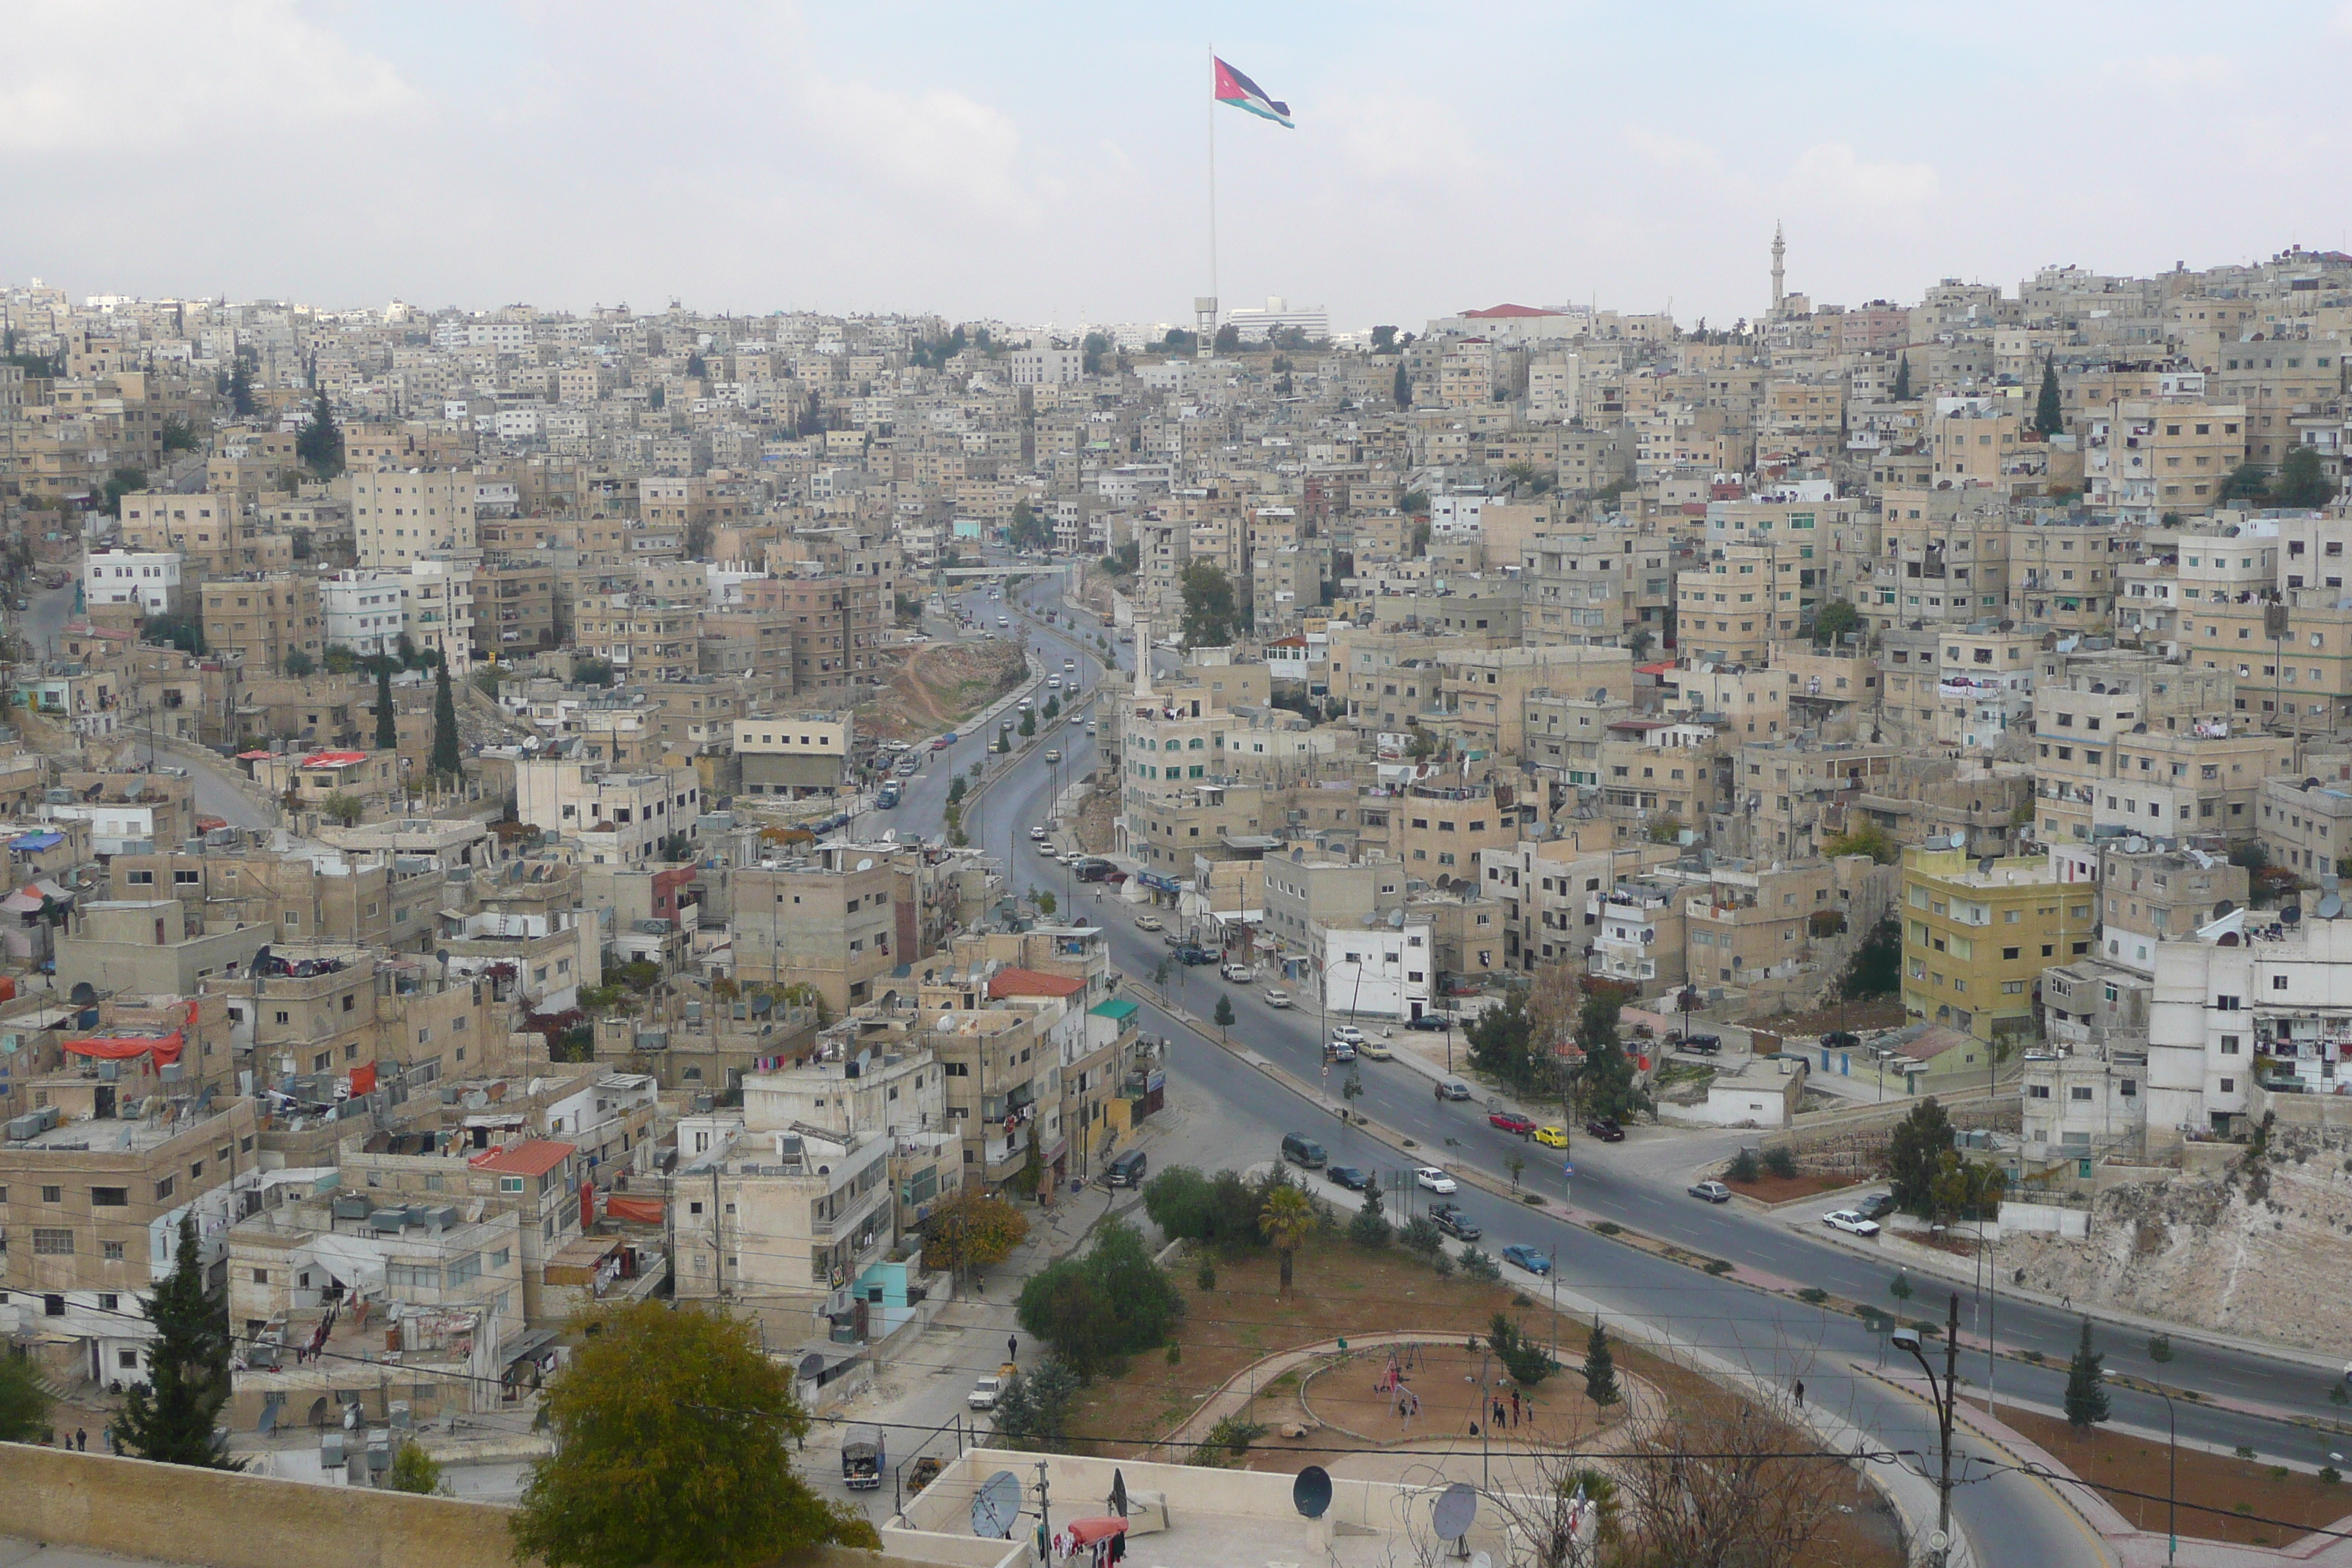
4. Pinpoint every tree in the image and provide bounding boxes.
[1839,913,1901,999]
[102,466,148,515]
[1887,1097,1956,1218]
[1019,1122,1044,1199]
[1392,361,1412,407]
[1612,1391,1837,1568]
[1370,325,1398,353]
[2277,445,2337,508]
[511,1300,876,1568]
[1467,986,1543,1094]
[1583,1316,1621,1408]
[1812,599,1860,647]
[159,415,200,454]
[1017,709,1036,738]
[1213,995,1235,1035]
[295,389,343,479]
[1577,992,1644,1123]
[1892,353,1912,401]
[388,1439,448,1495]
[2223,461,2269,502]
[1179,560,1238,647]
[1036,891,1057,916]
[322,792,364,828]
[1398,1213,1445,1262]
[0,1353,53,1443]
[1259,1181,1316,1293]
[115,1213,238,1468]
[2064,1318,2110,1428]
[923,1189,1030,1281]
[572,656,617,687]
[1486,1313,1554,1387]
[142,613,205,656]
[992,1357,1079,1448]
[227,355,256,418]
[1081,332,1110,375]
[429,659,461,783]
[1007,500,1054,554]
[946,774,968,804]
[1347,1181,1390,1248]
[283,649,315,678]
[1822,822,1899,864]
[1213,323,1240,354]
[1015,1223,1183,1379]
[374,663,398,750]
[2035,358,2064,437]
